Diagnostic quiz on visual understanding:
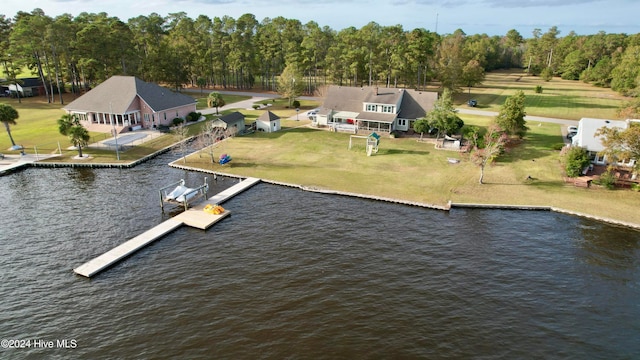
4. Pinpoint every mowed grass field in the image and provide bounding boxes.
[456,69,627,120]
[184,117,640,225]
